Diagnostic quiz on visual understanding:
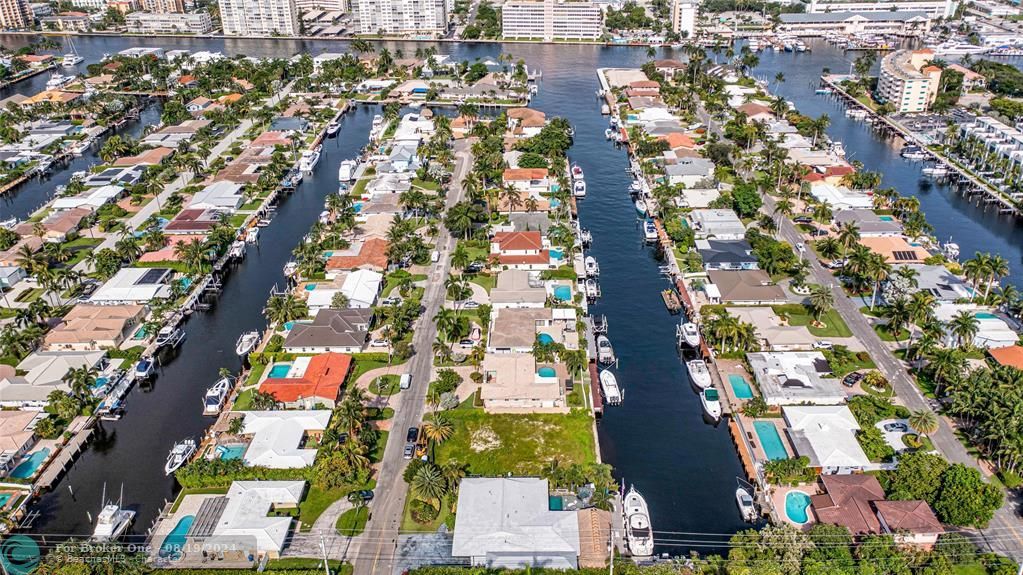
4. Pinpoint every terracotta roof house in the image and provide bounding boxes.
[654,59,686,79]
[259,352,353,409]
[860,237,928,264]
[502,168,550,194]
[506,108,546,137]
[0,237,42,267]
[252,131,293,147]
[325,238,389,273]
[139,234,206,263]
[491,231,551,269]
[0,410,38,476]
[21,90,81,107]
[874,500,944,546]
[737,103,774,122]
[811,474,885,535]
[113,147,174,167]
[218,93,244,105]
[44,304,145,351]
[176,74,198,87]
[659,132,696,150]
[628,80,660,94]
[989,345,1023,370]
